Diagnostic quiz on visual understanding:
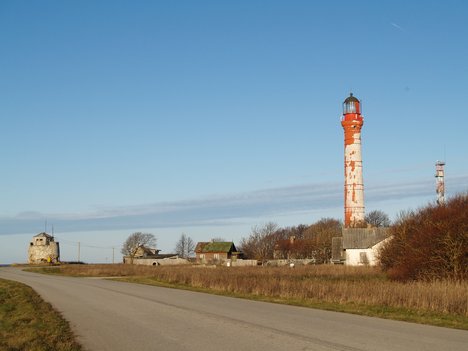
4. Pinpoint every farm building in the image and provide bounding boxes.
[123,245,189,266]
[332,227,390,265]
[195,241,241,264]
